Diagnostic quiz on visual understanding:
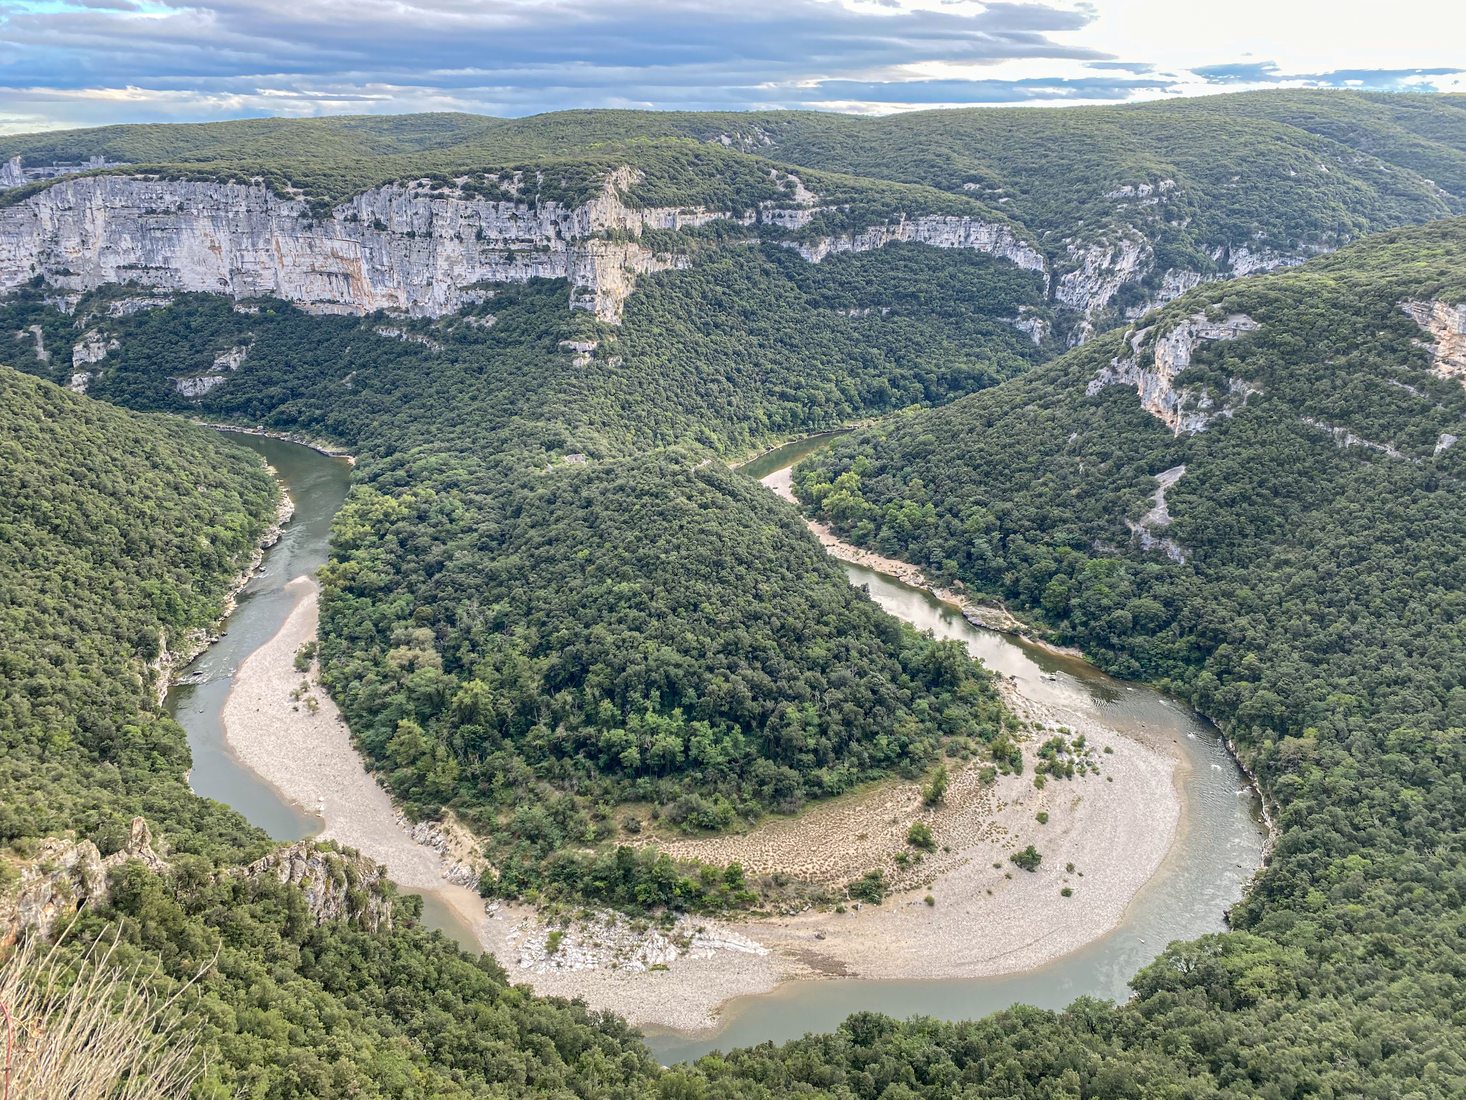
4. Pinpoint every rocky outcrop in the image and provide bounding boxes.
[0,819,167,939]
[0,154,125,190]
[242,842,395,932]
[1125,268,1205,320]
[0,172,696,323]
[173,375,227,398]
[15,322,47,362]
[399,812,488,890]
[1300,417,1410,461]
[1127,464,1187,562]
[789,214,1046,276]
[68,329,117,393]
[508,909,767,975]
[1057,233,1150,342]
[1088,312,1261,434]
[1401,299,1466,385]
